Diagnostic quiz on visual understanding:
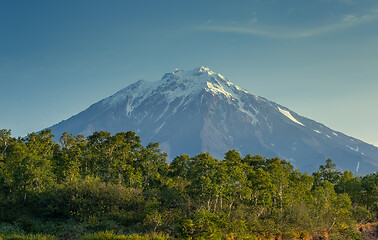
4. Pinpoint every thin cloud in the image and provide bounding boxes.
[199,12,378,39]
[338,0,356,5]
